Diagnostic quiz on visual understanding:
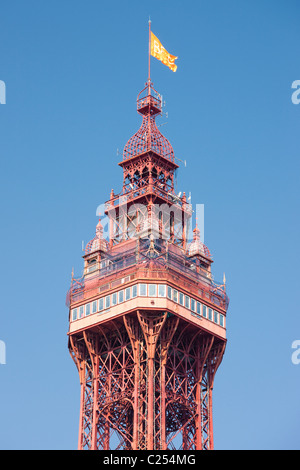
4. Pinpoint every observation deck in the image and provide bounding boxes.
[67,239,228,339]
[137,88,162,116]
